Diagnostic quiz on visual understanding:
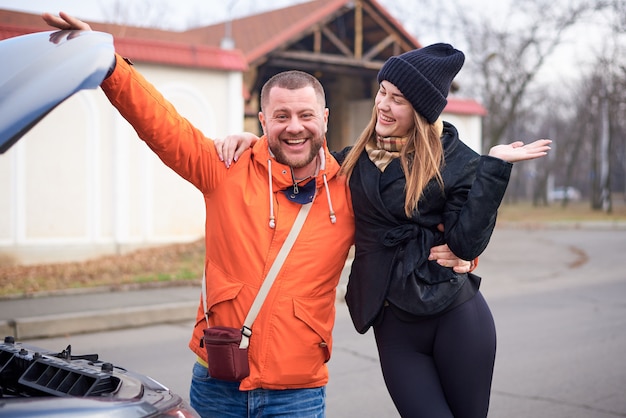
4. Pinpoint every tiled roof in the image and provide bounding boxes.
[0,10,246,71]
[183,0,421,64]
[445,98,488,116]
[112,37,247,71]
[184,0,351,63]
